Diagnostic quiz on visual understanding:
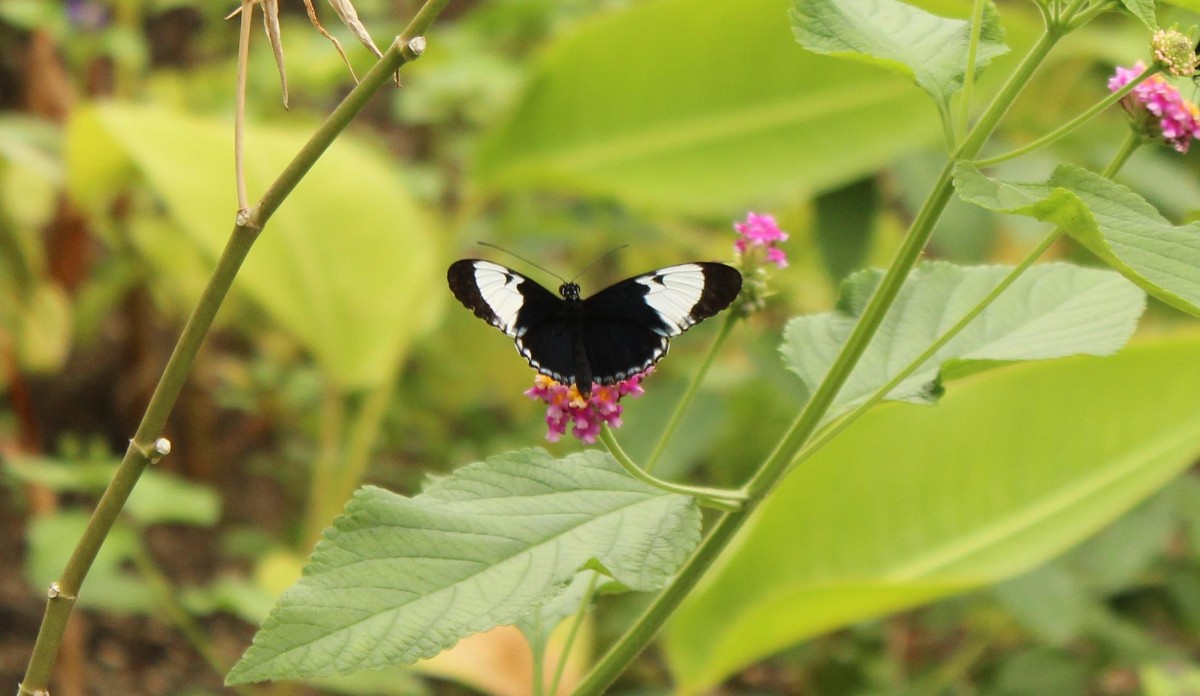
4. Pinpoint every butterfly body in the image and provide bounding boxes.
[448,259,742,397]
